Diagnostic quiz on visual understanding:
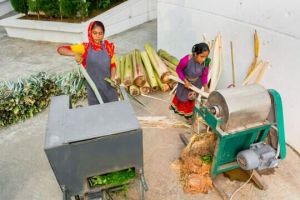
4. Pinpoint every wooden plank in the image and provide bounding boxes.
[248,170,268,190]
[213,180,230,200]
